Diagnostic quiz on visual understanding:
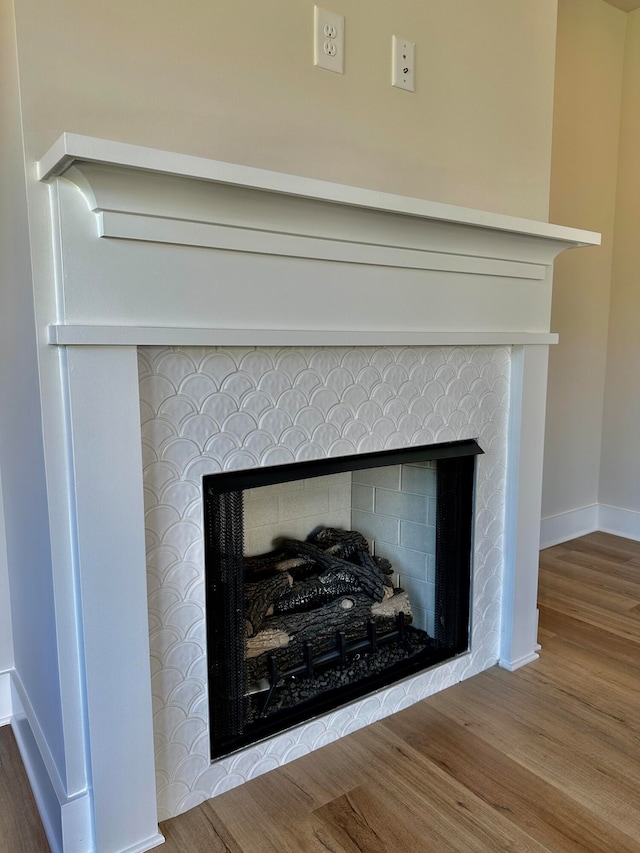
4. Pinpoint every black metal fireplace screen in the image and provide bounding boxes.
[203,438,481,760]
